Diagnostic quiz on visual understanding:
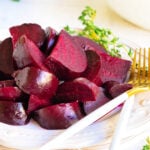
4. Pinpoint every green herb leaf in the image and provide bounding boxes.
[64,6,132,58]
[143,137,150,150]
